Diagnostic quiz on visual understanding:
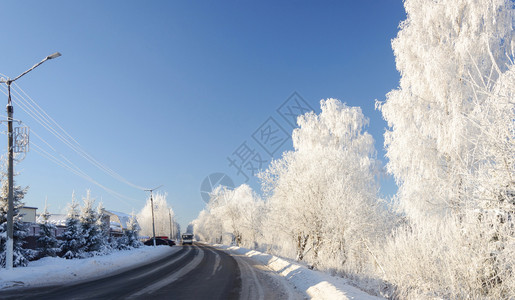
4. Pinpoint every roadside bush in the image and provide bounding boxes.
[378,213,514,299]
